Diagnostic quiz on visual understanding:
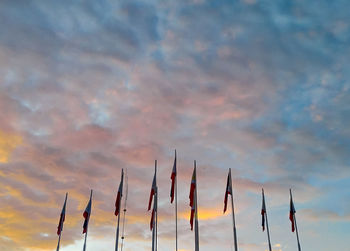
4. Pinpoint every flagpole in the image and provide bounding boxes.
[175,150,178,251]
[56,232,62,251]
[263,189,272,251]
[194,161,199,251]
[290,189,301,251]
[155,186,158,251]
[229,169,238,251]
[120,169,128,251]
[83,190,92,251]
[155,160,158,251]
[115,170,124,251]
